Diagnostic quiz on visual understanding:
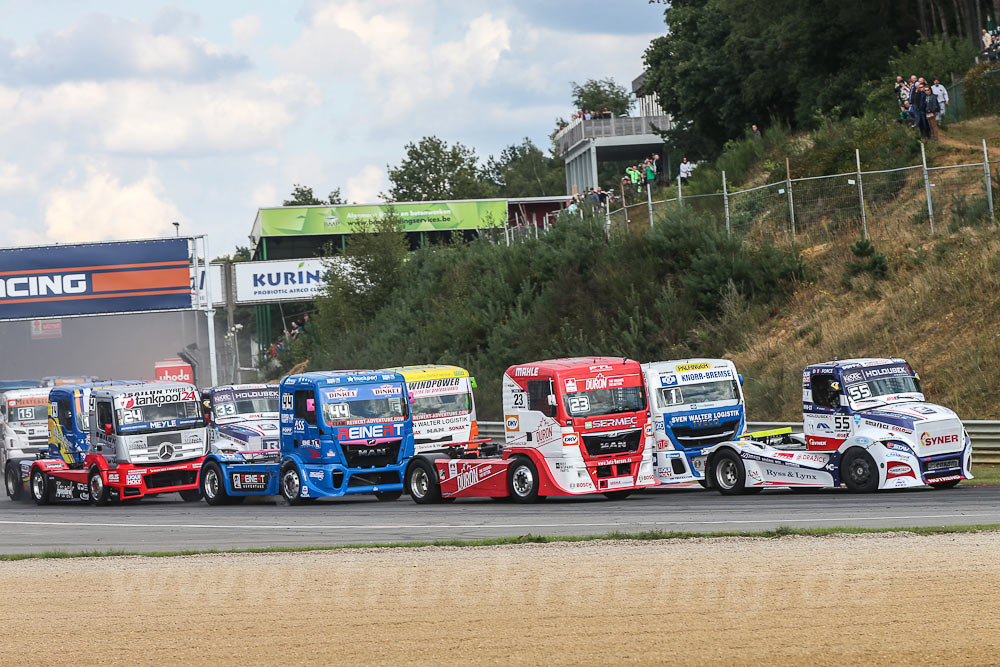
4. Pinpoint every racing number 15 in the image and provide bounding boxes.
[834,415,851,432]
